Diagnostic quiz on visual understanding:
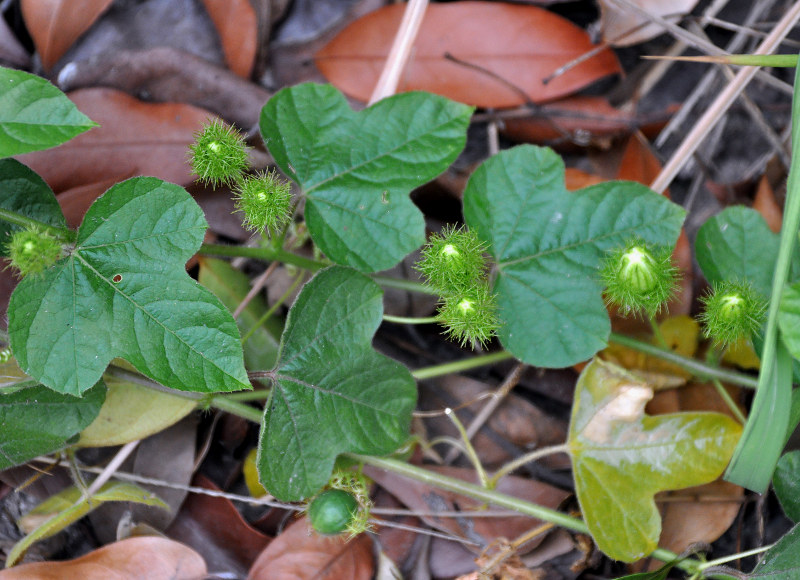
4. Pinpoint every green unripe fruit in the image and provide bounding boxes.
[6,227,63,277]
[188,118,249,187]
[308,489,359,535]
[699,281,766,346]
[600,241,679,318]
